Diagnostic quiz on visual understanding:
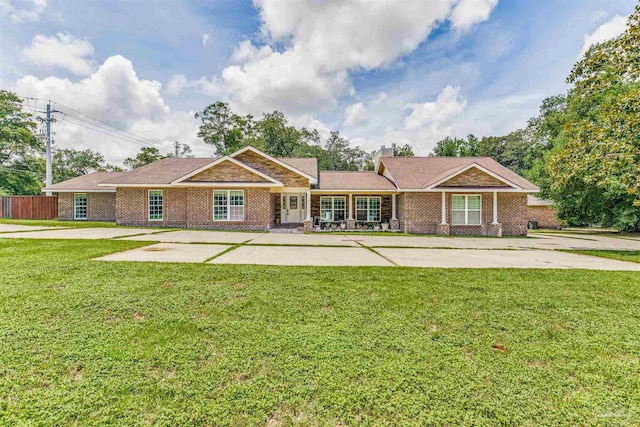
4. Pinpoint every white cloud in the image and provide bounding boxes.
[0,0,46,23]
[580,15,628,57]
[15,55,212,164]
[450,0,499,32]
[343,102,367,127]
[372,92,388,104]
[188,0,499,116]
[404,86,467,131]
[165,74,223,97]
[22,33,96,76]
[201,33,210,48]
